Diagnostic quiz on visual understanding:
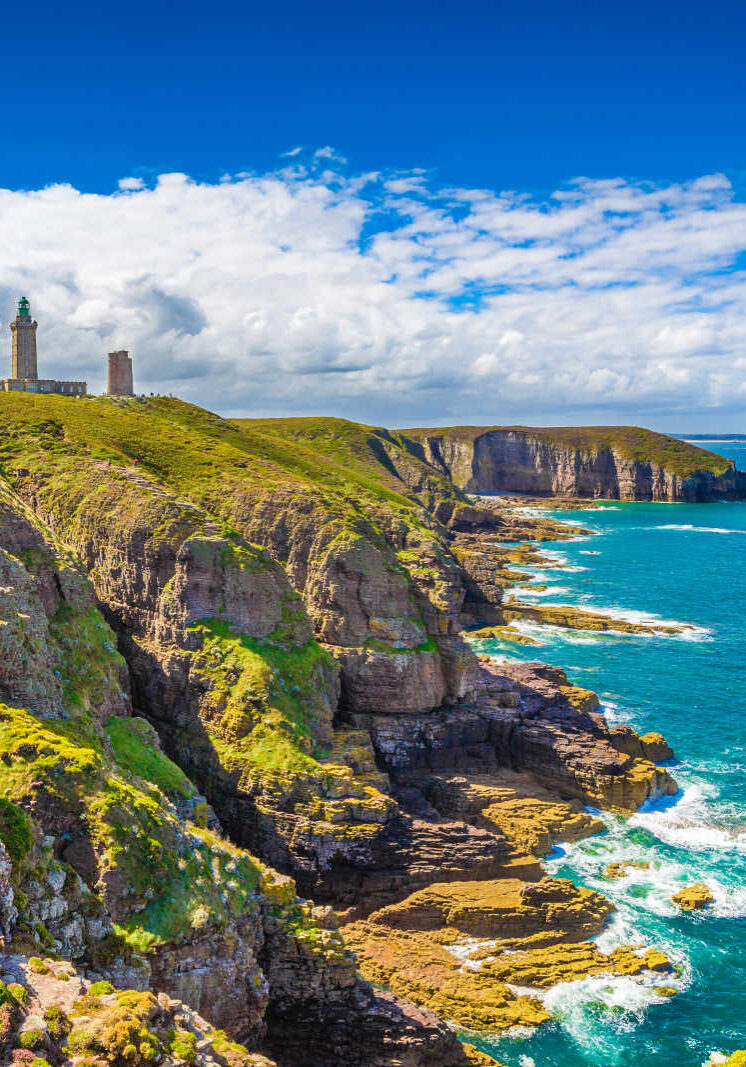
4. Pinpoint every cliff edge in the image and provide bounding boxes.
[399,424,744,500]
